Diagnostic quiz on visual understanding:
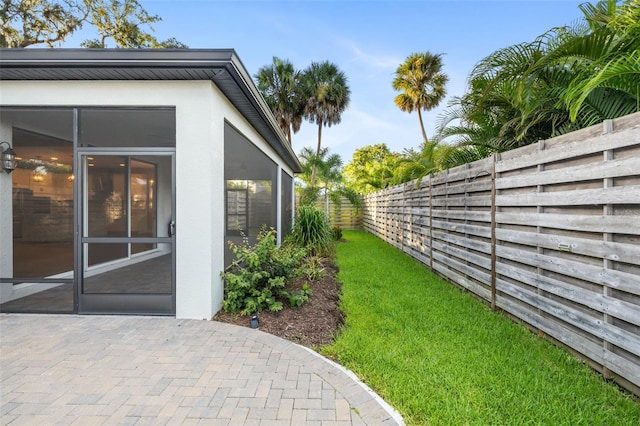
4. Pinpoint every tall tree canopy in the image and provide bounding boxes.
[392,52,448,143]
[254,57,305,144]
[297,146,360,210]
[342,142,458,193]
[301,61,350,187]
[1,0,186,48]
[342,143,398,194]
